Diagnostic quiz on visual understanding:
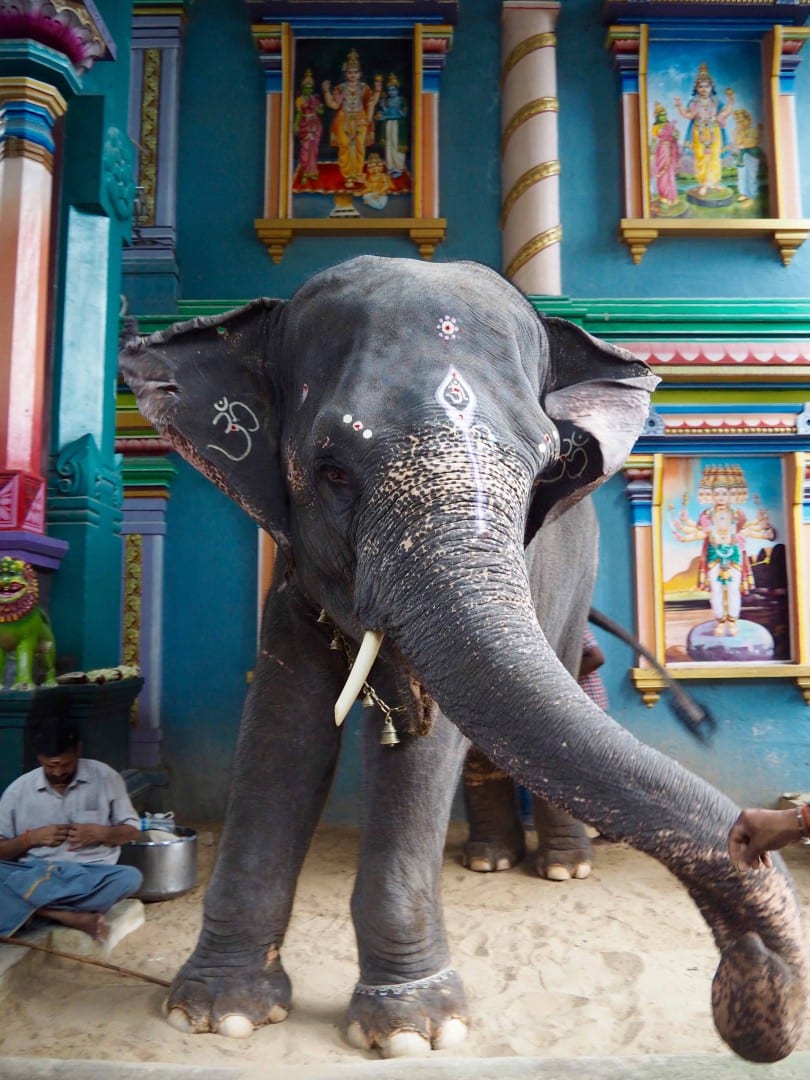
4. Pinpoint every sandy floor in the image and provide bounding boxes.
[2,822,810,1069]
